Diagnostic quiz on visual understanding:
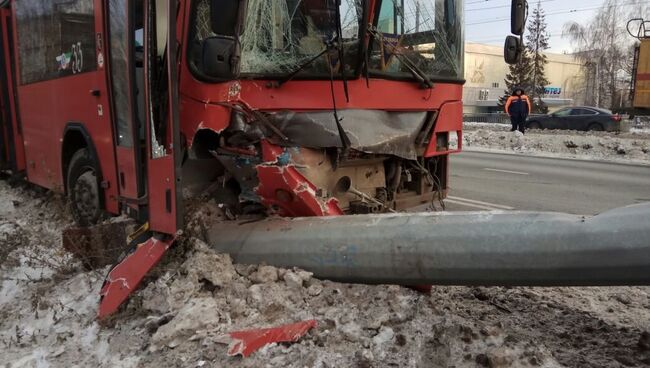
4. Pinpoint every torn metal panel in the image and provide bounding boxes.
[256,165,343,217]
[219,320,318,357]
[266,111,342,148]
[98,236,175,319]
[256,140,343,217]
[213,140,344,215]
[267,110,429,160]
